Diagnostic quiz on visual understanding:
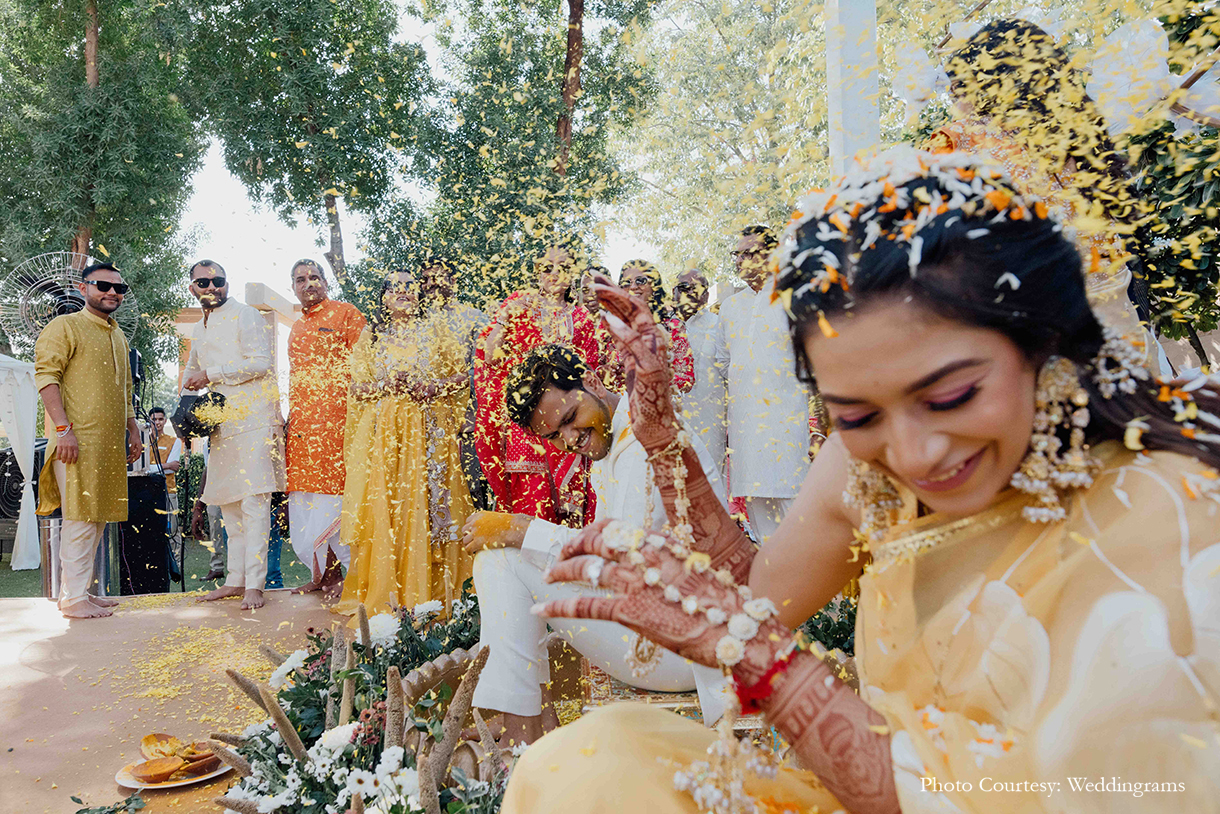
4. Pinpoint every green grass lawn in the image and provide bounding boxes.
[0,534,312,598]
